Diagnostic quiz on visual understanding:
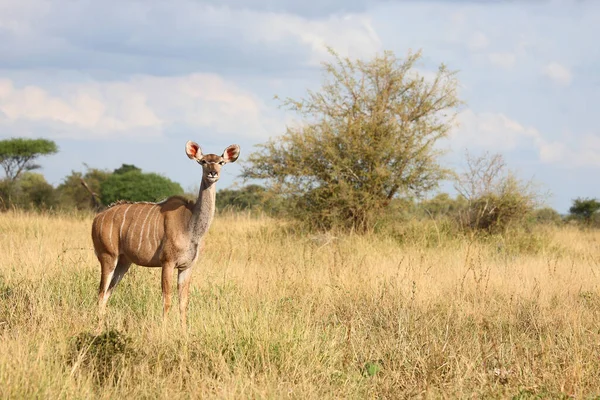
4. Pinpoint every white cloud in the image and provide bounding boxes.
[538,133,600,167]
[170,5,381,62]
[450,11,467,26]
[487,52,517,69]
[450,109,540,151]
[251,13,382,65]
[0,74,283,141]
[0,79,161,134]
[0,0,50,35]
[468,31,489,52]
[451,109,600,169]
[0,0,382,74]
[542,62,572,86]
